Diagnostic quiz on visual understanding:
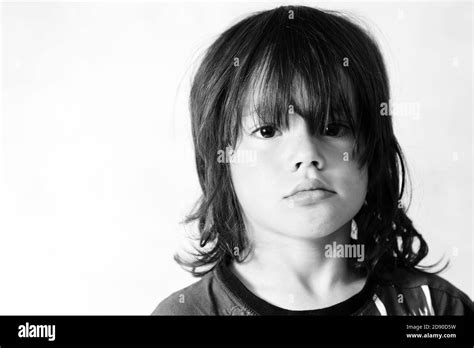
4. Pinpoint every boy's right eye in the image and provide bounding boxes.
[252,125,280,139]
